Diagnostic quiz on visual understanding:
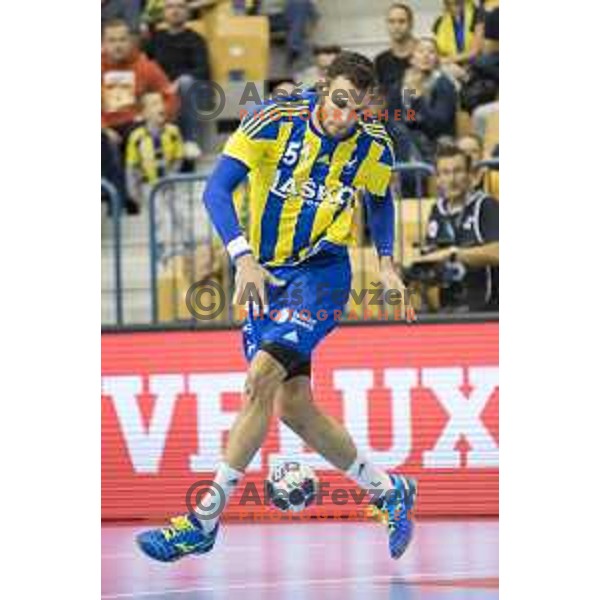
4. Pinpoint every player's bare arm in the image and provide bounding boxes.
[416,242,499,267]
